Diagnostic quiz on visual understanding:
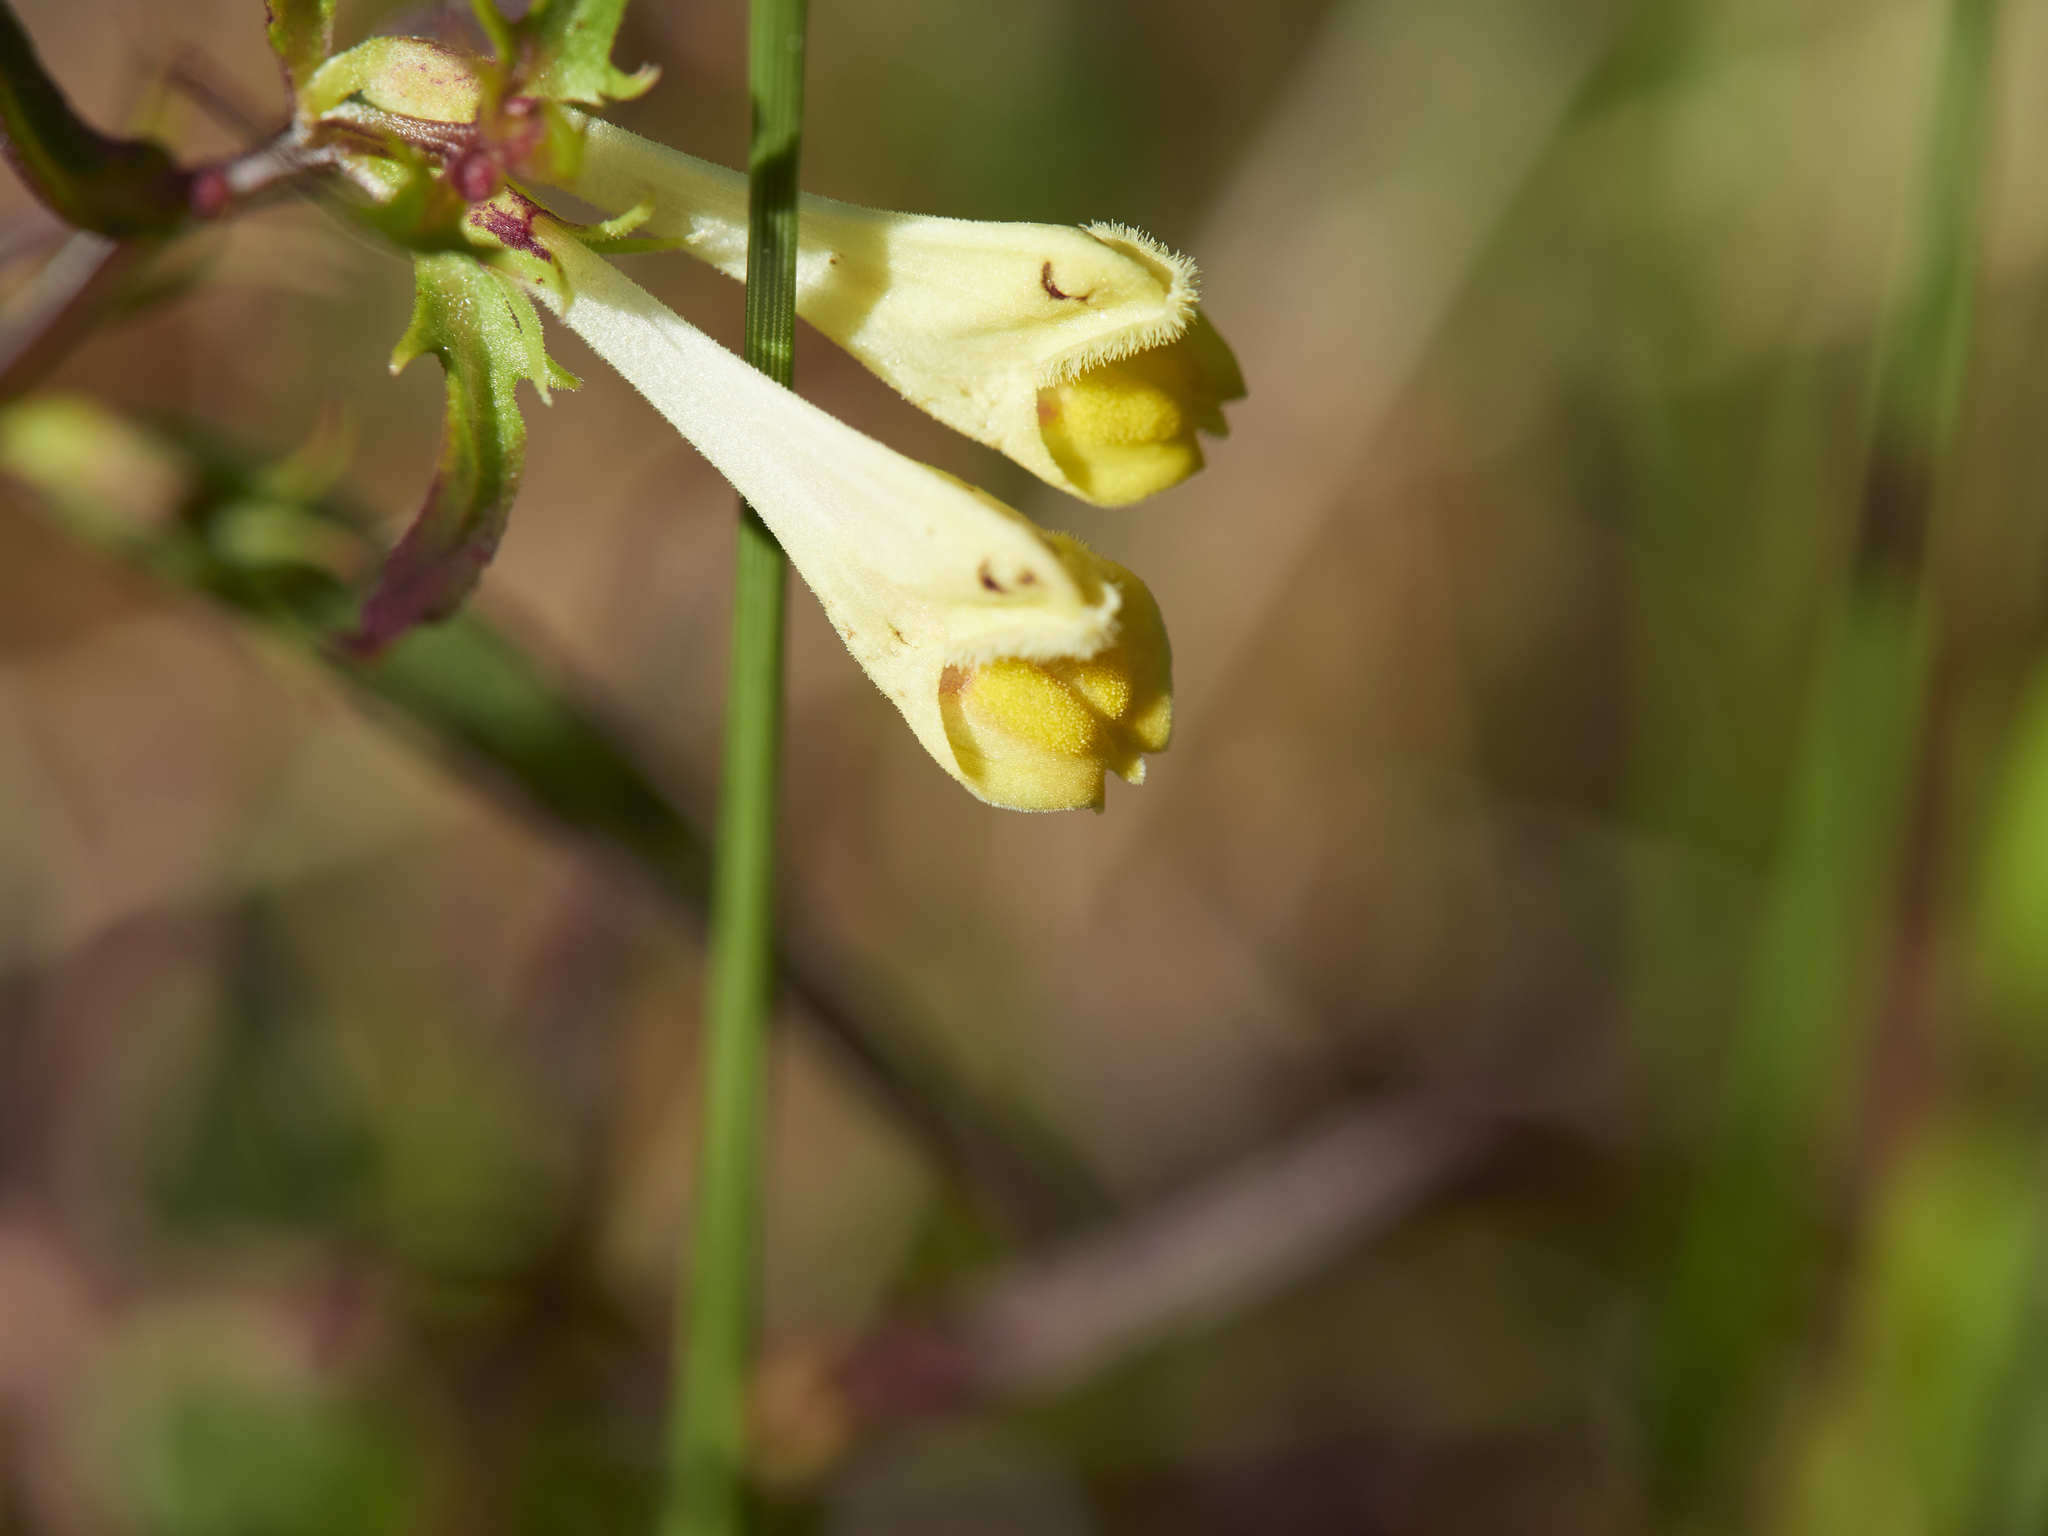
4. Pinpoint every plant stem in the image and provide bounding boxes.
[0,0,192,235]
[666,0,807,1532]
